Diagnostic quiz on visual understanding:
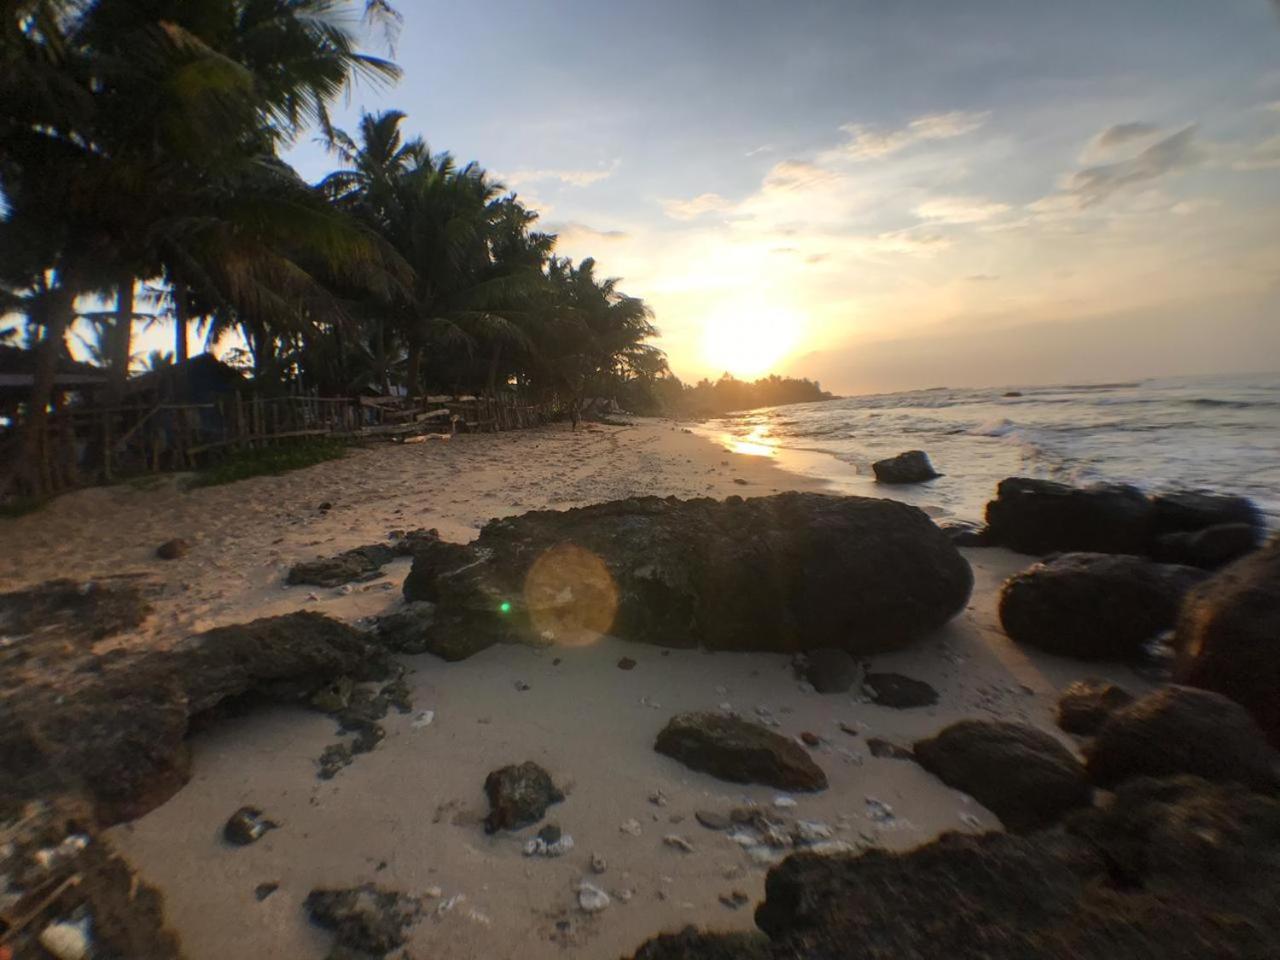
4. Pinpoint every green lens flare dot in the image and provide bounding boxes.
[500,601,512,614]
